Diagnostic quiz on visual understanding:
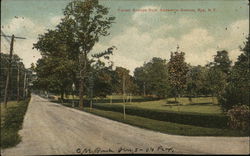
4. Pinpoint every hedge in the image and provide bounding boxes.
[54,98,228,129]
[92,104,229,129]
